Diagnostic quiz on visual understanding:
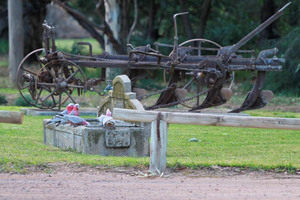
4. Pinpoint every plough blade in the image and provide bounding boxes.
[148,84,178,109]
[249,90,274,110]
[189,87,232,111]
[230,71,273,113]
[151,70,181,109]
[175,88,188,101]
